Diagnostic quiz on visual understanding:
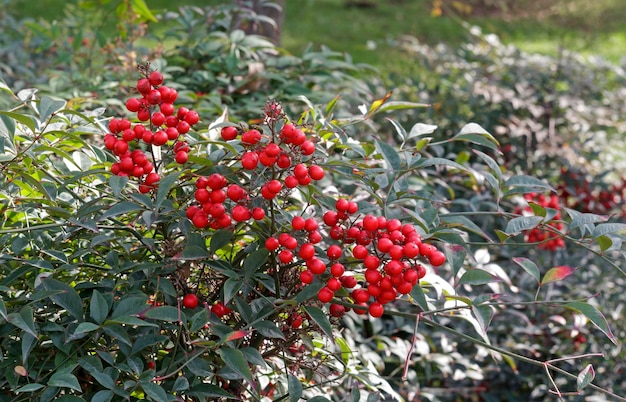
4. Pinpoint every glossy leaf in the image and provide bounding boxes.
[303,305,334,341]
[512,257,540,283]
[217,348,253,384]
[99,201,144,221]
[504,216,543,235]
[288,374,303,402]
[48,372,81,392]
[540,265,575,285]
[39,95,65,123]
[565,302,617,345]
[144,306,181,322]
[41,277,84,320]
[577,364,595,390]
[458,269,500,286]
[592,223,626,239]
[141,381,169,402]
